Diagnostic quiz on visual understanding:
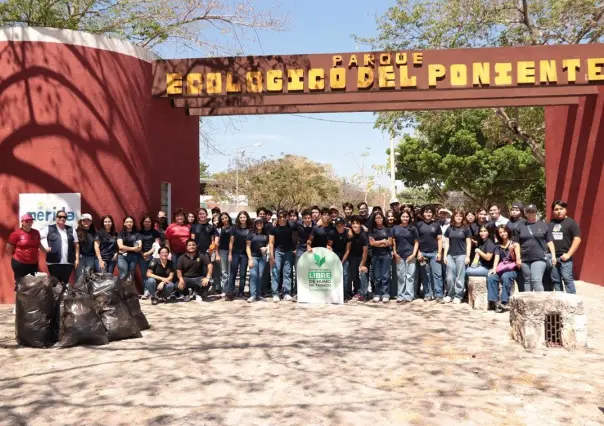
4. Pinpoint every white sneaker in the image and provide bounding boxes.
[141,290,150,300]
[247,296,255,303]
[372,296,380,303]
[453,298,461,304]
[443,296,452,303]
[193,296,204,304]
[382,296,390,303]
[221,292,226,298]
[272,295,280,303]
[284,294,293,302]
